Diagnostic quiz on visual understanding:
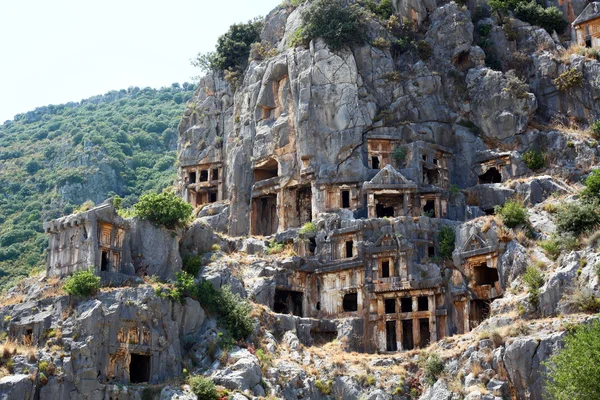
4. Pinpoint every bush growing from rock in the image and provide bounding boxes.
[63,269,101,297]
[582,170,600,201]
[554,68,584,91]
[188,375,219,400]
[522,149,545,170]
[495,200,528,228]
[182,255,203,276]
[315,379,333,395]
[544,320,600,399]
[299,222,317,235]
[423,354,445,385]
[365,0,393,19]
[133,191,193,229]
[555,202,600,236]
[438,226,455,260]
[297,0,366,51]
[523,266,544,310]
